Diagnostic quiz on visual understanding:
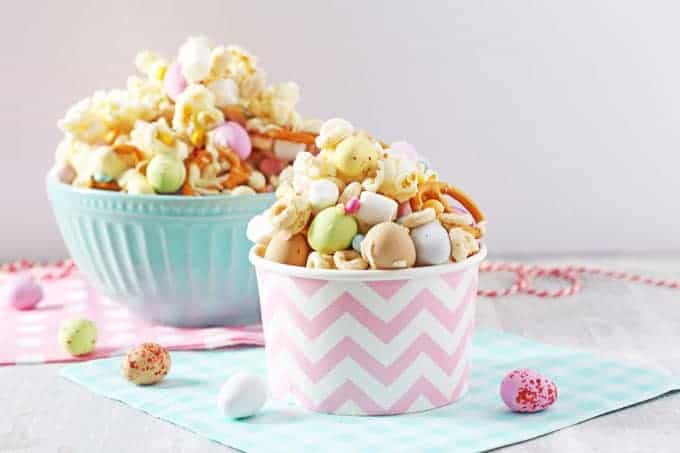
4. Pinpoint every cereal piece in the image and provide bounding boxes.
[307,205,358,254]
[121,343,171,385]
[339,181,362,204]
[449,227,480,263]
[438,211,475,228]
[306,252,335,269]
[333,250,369,270]
[268,194,312,237]
[423,199,445,215]
[410,221,451,266]
[361,222,416,270]
[3,274,43,310]
[58,318,97,356]
[398,208,437,229]
[264,232,310,266]
[356,191,398,226]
